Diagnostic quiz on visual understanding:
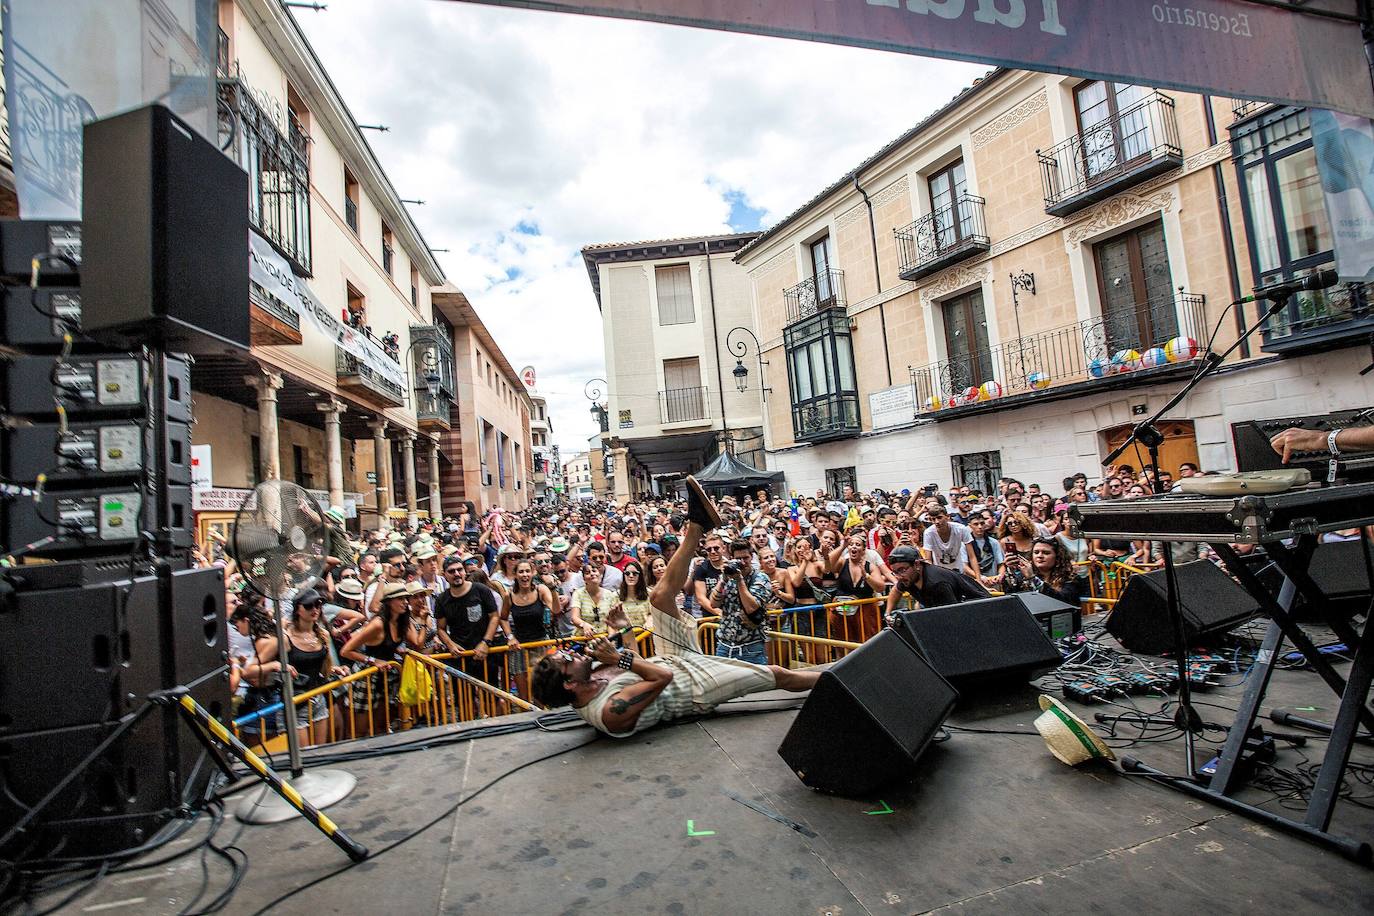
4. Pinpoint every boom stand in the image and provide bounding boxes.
[1101,301,1292,765]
